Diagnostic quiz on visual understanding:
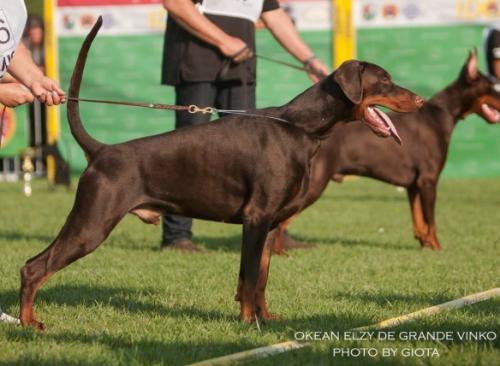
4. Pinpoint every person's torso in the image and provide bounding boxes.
[0,0,27,78]
[162,0,275,85]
